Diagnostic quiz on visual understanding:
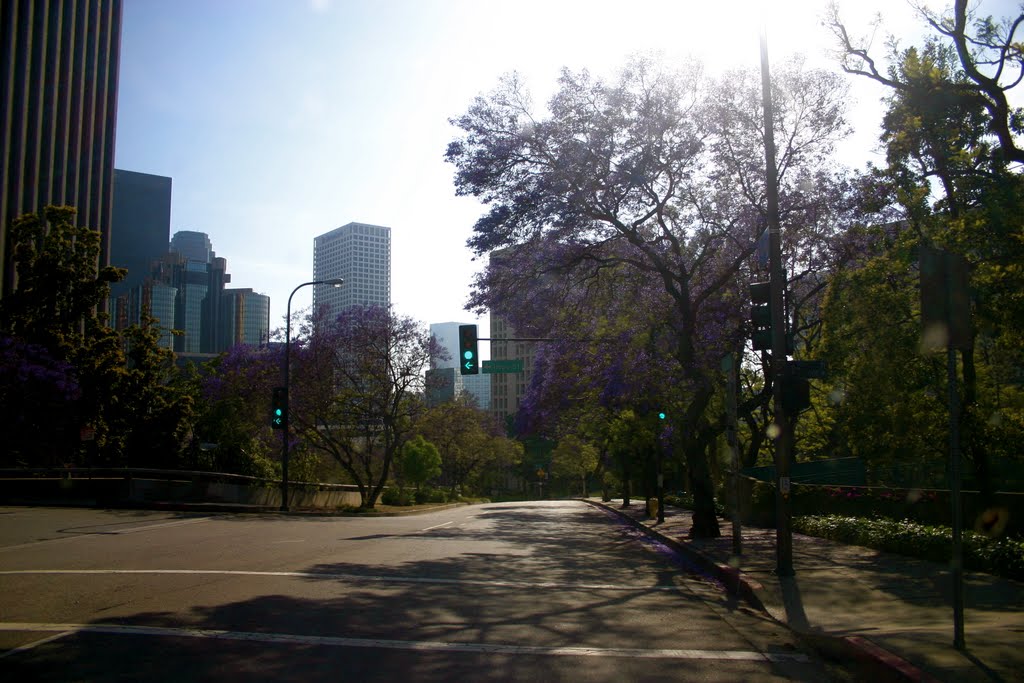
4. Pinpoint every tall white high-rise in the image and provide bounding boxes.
[313,222,391,320]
